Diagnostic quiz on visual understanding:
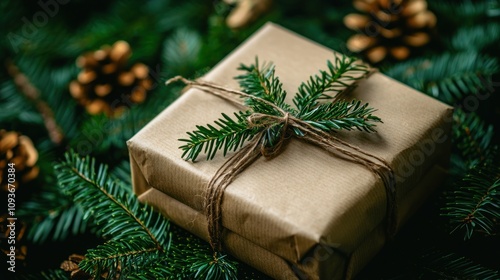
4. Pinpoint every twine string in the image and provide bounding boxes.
[166,76,396,253]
